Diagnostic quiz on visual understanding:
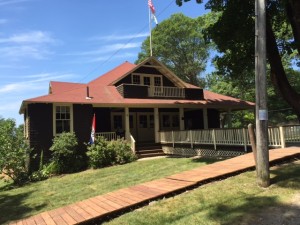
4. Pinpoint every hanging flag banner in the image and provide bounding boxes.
[148,0,158,25]
[89,113,96,144]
